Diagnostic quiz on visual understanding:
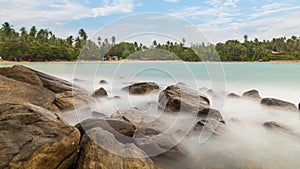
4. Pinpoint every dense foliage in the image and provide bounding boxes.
[0,22,299,61]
